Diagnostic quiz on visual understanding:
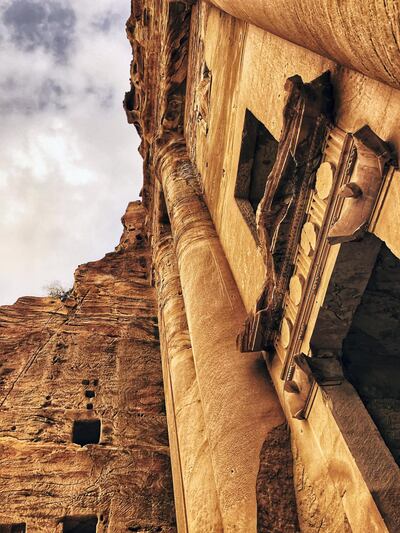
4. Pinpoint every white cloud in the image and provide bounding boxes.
[0,0,142,304]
